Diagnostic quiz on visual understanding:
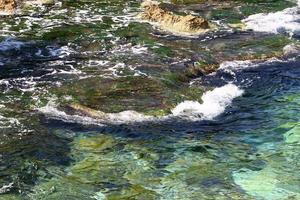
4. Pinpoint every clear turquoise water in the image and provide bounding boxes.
[0,0,299,199]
